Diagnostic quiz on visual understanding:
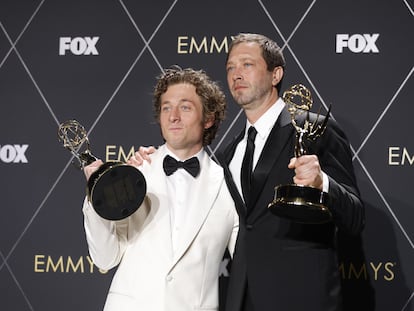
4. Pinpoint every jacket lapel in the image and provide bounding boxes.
[248,108,294,211]
[219,131,247,218]
[139,146,174,261]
